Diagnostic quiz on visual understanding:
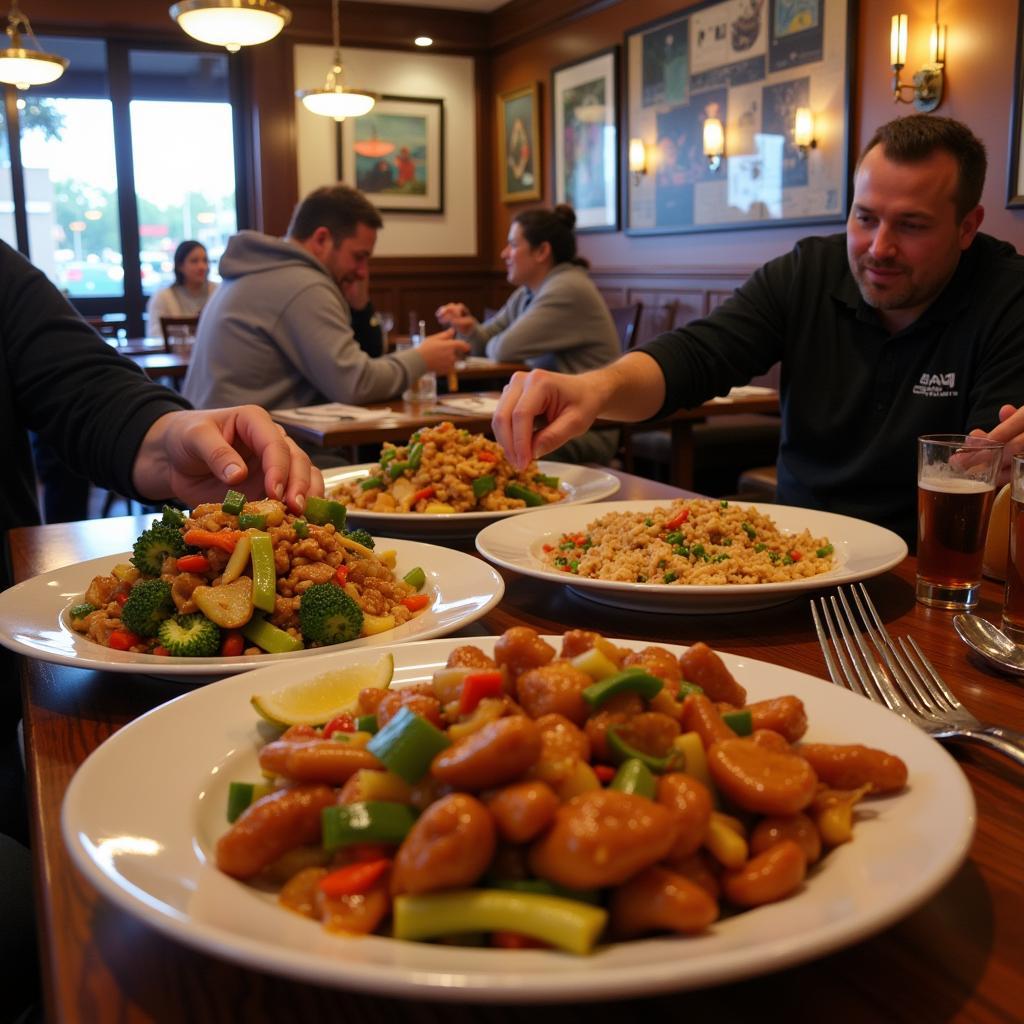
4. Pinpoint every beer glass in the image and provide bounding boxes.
[916,434,1003,608]
[1002,453,1024,640]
